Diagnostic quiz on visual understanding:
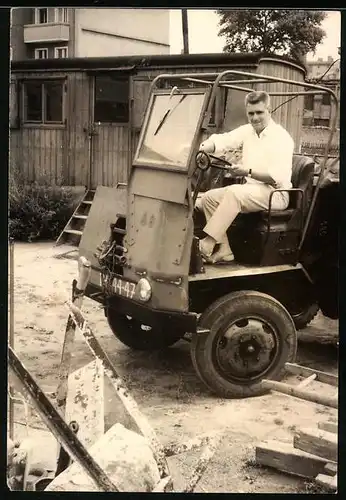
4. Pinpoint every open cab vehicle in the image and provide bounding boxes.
[79,69,339,398]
